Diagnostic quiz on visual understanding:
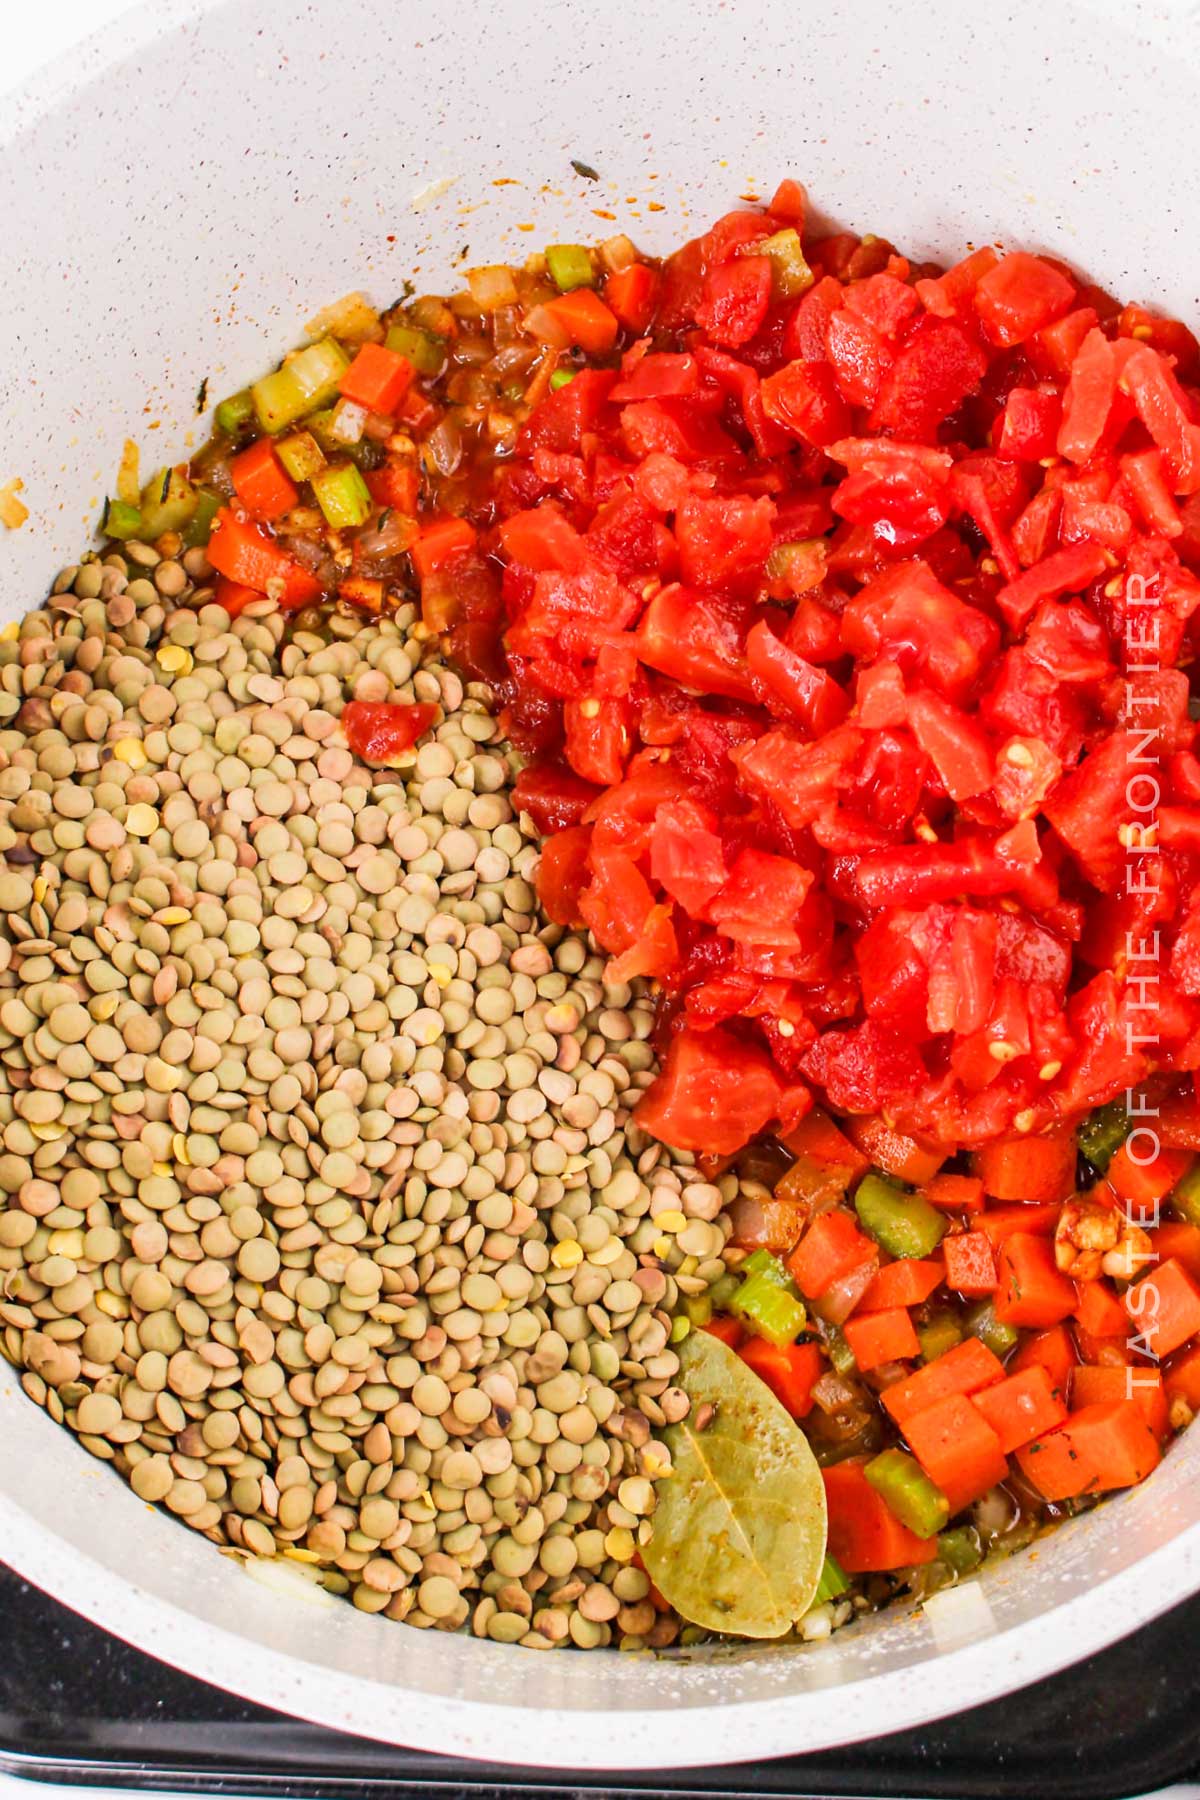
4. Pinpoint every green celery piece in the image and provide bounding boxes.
[181,489,221,549]
[966,1298,1018,1358]
[310,462,372,530]
[102,498,142,540]
[276,430,327,483]
[549,368,577,391]
[1078,1100,1129,1173]
[252,339,349,434]
[937,1525,984,1576]
[740,1249,789,1283]
[139,467,198,540]
[545,244,595,292]
[917,1312,964,1364]
[811,1551,850,1605]
[864,1447,950,1539]
[823,1323,857,1377]
[755,227,814,300]
[729,1271,807,1346]
[385,322,446,375]
[1170,1162,1200,1228]
[855,1173,946,1260]
[214,388,255,435]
